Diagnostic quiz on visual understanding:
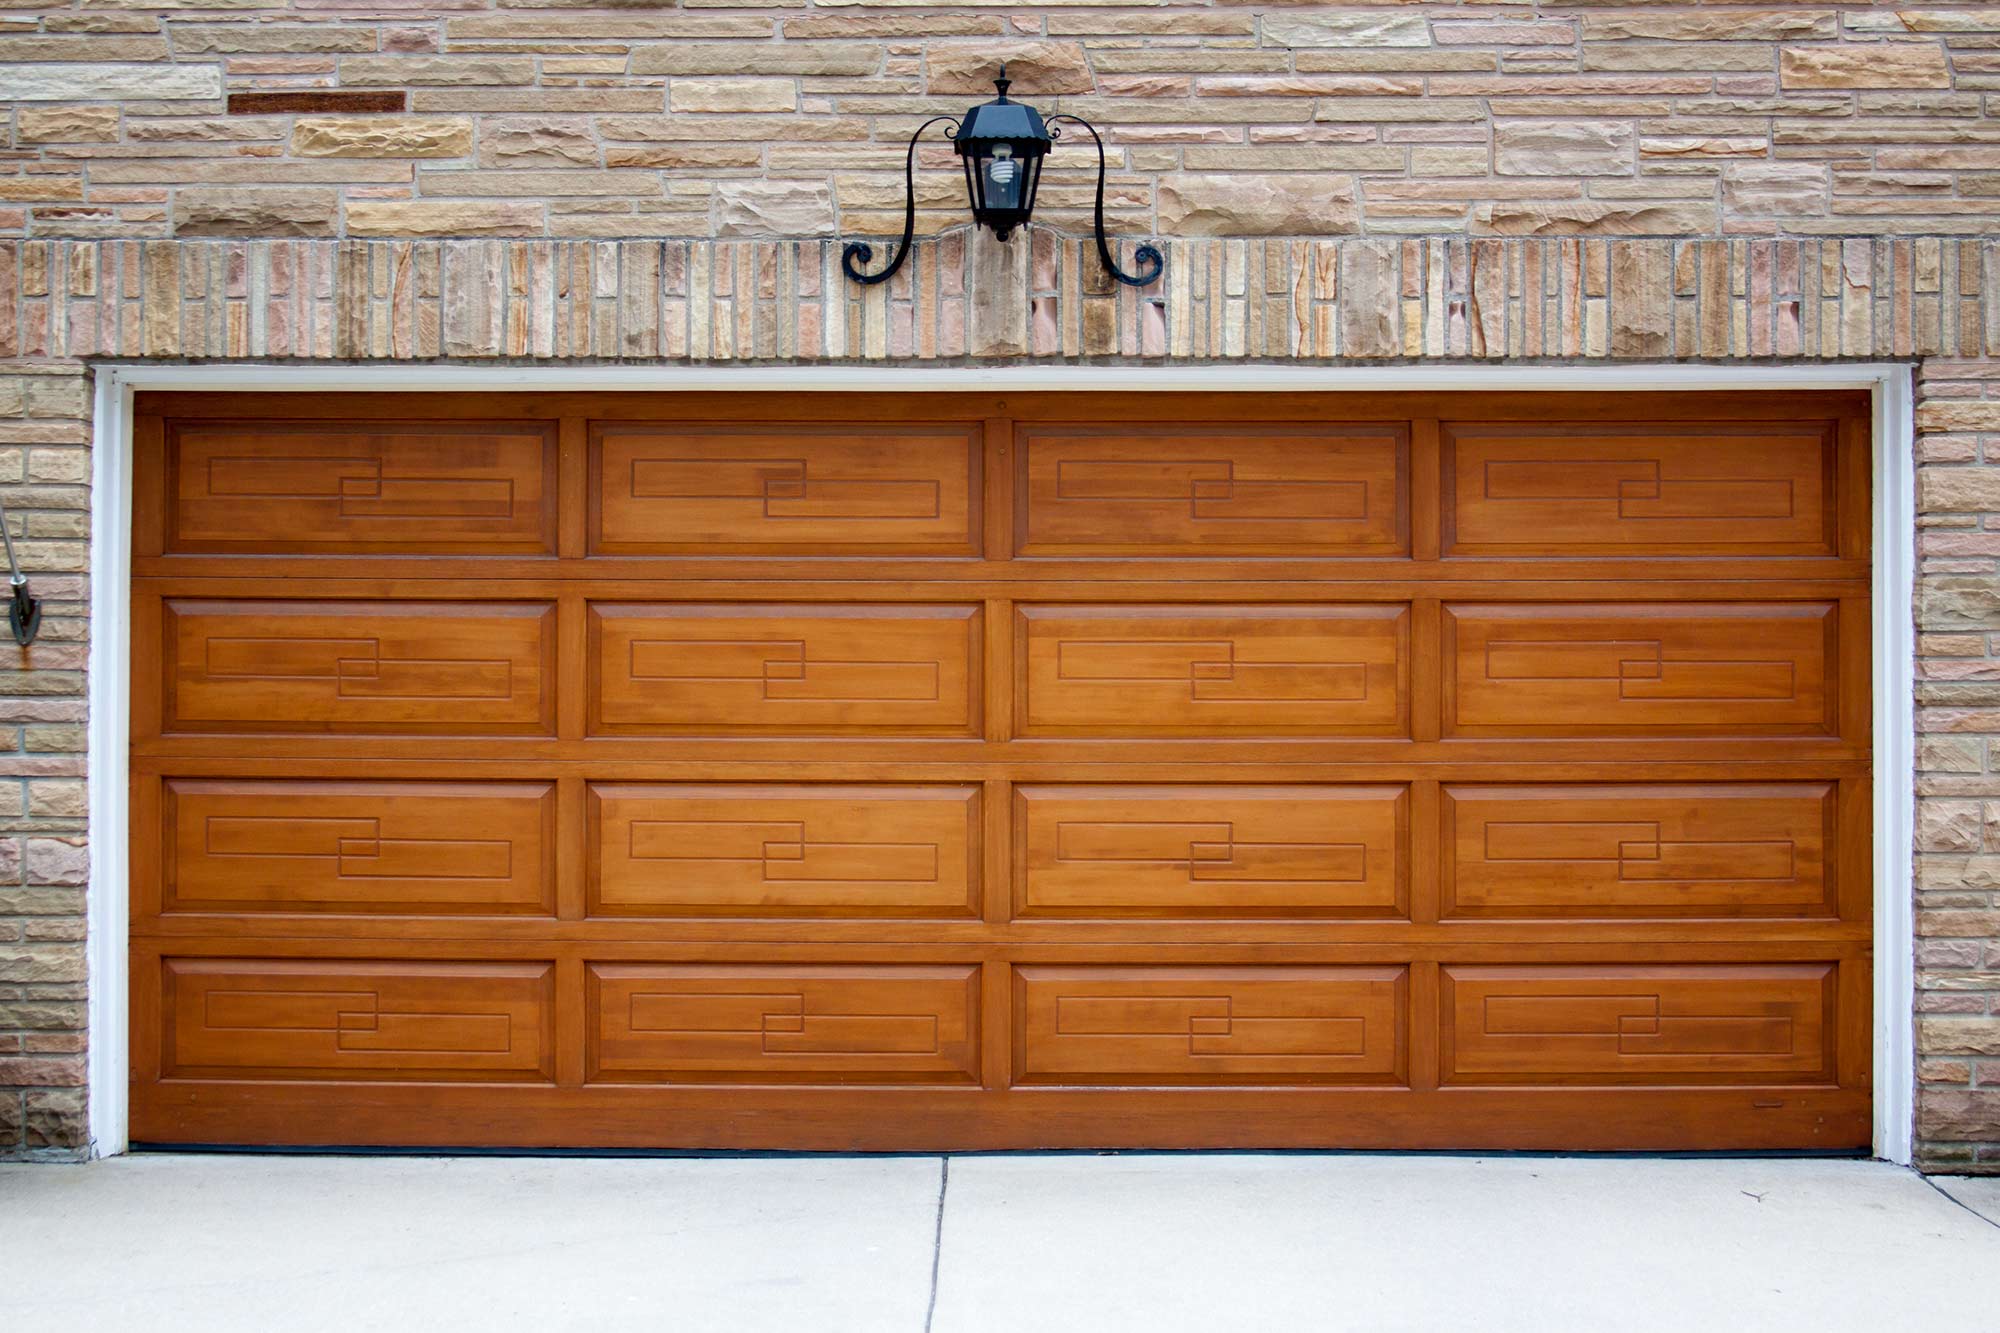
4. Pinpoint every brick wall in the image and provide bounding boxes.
[1,3,1998,1169]
[1916,360,2000,1172]
[0,363,90,1160]
[0,5,1995,242]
